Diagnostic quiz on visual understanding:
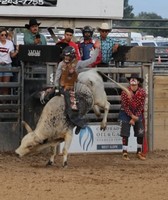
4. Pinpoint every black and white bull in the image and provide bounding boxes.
[15,69,129,167]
